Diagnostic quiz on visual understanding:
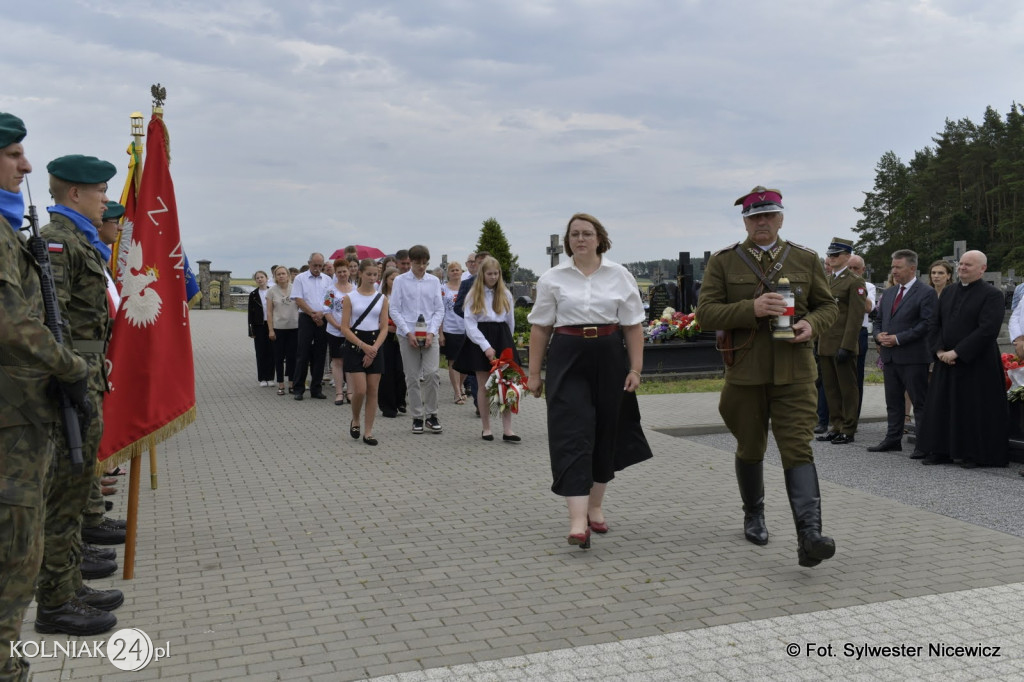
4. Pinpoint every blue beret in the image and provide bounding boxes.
[0,112,27,148]
[46,155,117,184]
